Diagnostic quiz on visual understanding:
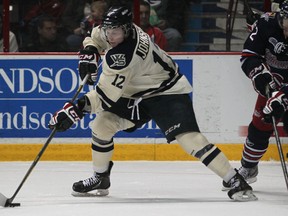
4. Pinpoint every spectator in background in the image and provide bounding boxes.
[140,0,167,50]
[61,0,108,52]
[19,0,66,49]
[61,0,92,51]
[271,0,284,11]
[20,15,69,52]
[64,0,108,51]
[90,1,108,27]
[148,0,185,51]
[0,14,19,52]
